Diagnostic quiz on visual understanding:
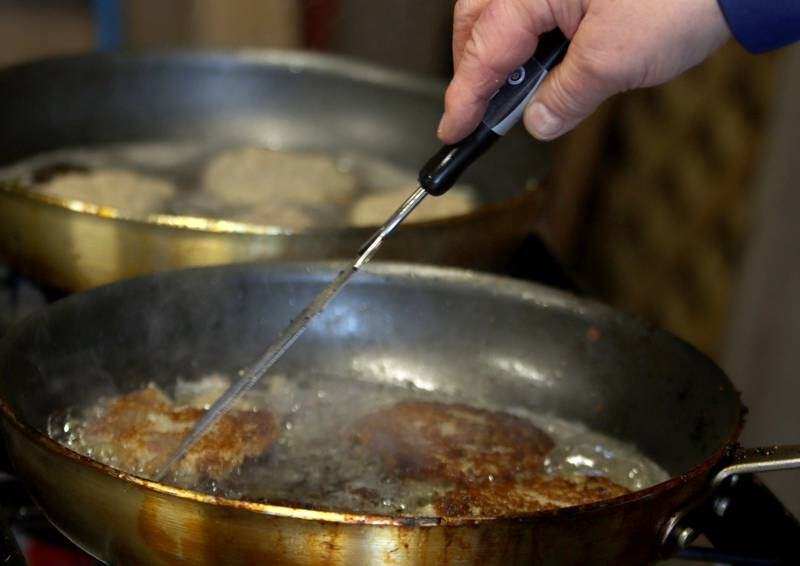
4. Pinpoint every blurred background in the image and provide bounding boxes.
[1,0,799,515]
